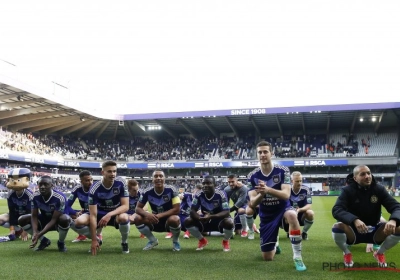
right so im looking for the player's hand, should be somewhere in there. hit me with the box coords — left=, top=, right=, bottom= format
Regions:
left=199, top=212, right=211, bottom=223
left=383, top=220, right=397, bottom=235
left=255, top=180, right=270, bottom=195
left=91, top=240, right=101, bottom=256
left=146, top=213, right=159, bottom=224
left=354, top=219, right=368, bottom=234
left=98, top=214, right=111, bottom=228
left=21, top=230, right=29, bottom=241
left=30, top=233, right=39, bottom=248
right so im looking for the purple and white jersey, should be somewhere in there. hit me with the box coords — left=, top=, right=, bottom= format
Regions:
left=31, top=190, right=67, bottom=218
left=88, top=177, right=128, bottom=215
left=7, top=189, right=34, bottom=225
left=290, top=185, right=312, bottom=208
left=247, top=165, right=291, bottom=221
left=128, top=190, right=142, bottom=215
left=67, top=185, right=90, bottom=212
left=191, top=189, right=230, bottom=215
left=139, top=185, right=179, bottom=214
left=180, top=192, right=194, bottom=216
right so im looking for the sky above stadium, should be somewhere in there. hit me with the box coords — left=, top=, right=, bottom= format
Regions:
left=1, top=1, right=400, bottom=119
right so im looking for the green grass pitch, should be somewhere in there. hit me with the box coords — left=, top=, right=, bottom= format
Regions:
left=1, top=197, right=400, bottom=280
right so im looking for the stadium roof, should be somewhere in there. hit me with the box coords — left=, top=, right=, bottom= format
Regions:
left=1, top=80, right=399, bottom=140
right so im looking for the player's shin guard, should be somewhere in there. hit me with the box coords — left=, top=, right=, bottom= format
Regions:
left=119, top=221, right=130, bottom=244
left=73, top=225, right=91, bottom=238
left=136, top=224, right=157, bottom=242
left=58, top=224, right=70, bottom=242
left=186, top=226, right=203, bottom=240
left=377, top=234, right=400, bottom=254
left=332, top=227, right=350, bottom=254
left=289, top=229, right=302, bottom=259
left=223, top=228, right=234, bottom=241
left=239, top=214, right=248, bottom=231
left=303, top=219, right=313, bottom=233
left=246, top=215, right=254, bottom=232
left=169, top=225, right=181, bottom=243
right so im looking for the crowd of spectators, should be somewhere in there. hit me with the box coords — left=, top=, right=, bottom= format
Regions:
left=0, top=129, right=256, bottom=161
left=0, top=128, right=395, bottom=162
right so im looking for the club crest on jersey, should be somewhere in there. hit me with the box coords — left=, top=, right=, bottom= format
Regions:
left=163, top=195, right=170, bottom=202
left=49, top=204, right=56, bottom=211
left=272, top=175, right=280, bottom=184
left=213, top=200, right=220, bottom=208
left=113, top=188, right=120, bottom=195
left=298, top=194, right=305, bottom=200
left=370, top=195, right=378, bottom=203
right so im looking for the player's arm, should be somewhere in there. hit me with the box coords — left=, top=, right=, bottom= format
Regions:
left=135, top=201, right=159, bottom=224
left=157, top=198, right=180, bottom=219
left=223, top=186, right=236, bottom=213
left=232, top=187, right=248, bottom=211
left=89, top=204, right=100, bottom=255
left=66, top=192, right=78, bottom=216
left=190, top=206, right=201, bottom=220
left=298, top=203, right=311, bottom=213
left=189, top=195, right=201, bottom=220
left=105, top=197, right=129, bottom=218
left=259, top=181, right=290, bottom=200
left=332, top=188, right=358, bottom=225
left=135, top=201, right=148, bottom=217
left=30, top=207, right=38, bottom=234
left=29, top=207, right=40, bottom=247
left=208, top=209, right=230, bottom=220
left=248, top=189, right=263, bottom=209
left=157, top=203, right=180, bottom=219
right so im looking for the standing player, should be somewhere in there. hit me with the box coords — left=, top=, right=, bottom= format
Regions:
left=184, top=175, right=234, bottom=252
left=224, top=174, right=249, bottom=237
left=283, top=171, right=314, bottom=240
left=18, top=176, right=71, bottom=252
left=134, top=169, right=182, bottom=251
left=247, top=141, right=306, bottom=271
left=332, top=165, right=400, bottom=267
left=68, top=170, right=102, bottom=243
left=88, top=161, right=130, bottom=255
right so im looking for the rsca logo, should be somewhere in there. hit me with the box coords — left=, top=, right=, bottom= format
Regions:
left=157, top=163, right=175, bottom=168
left=305, top=160, right=326, bottom=166
left=64, top=161, right=80, bottom=167
left=205, top=162, right=223, bottom=167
